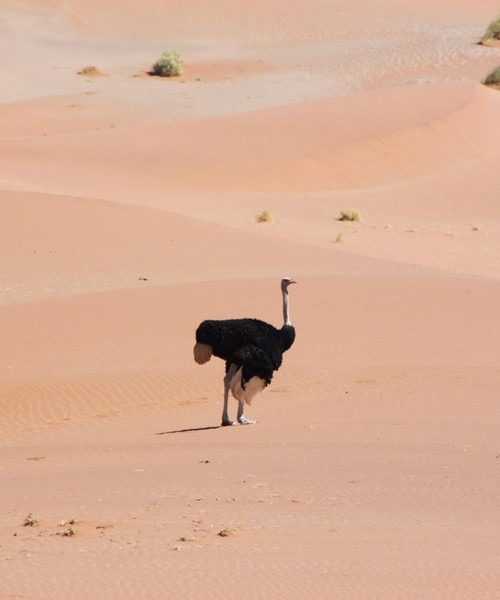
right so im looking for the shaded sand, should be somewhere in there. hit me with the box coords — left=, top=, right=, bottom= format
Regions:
left=2, top=1, right=500, bottom=598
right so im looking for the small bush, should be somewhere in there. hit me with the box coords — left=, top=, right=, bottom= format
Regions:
left=23, top=513, right=38, bottom=527
left=218, top=527, right=236, bottom=537
left=77, top=65, right=104, bottom=76
left=255, top=210, right=273, bottom=223
left=481, top=16, right=500, bottom=43
left=337, top=209, right=362, bottom=222
left=61, top=526, right=76, bottom=537
left=152, top=50, right=183, bottom=77
left=482, top=65, right=500, bottom=86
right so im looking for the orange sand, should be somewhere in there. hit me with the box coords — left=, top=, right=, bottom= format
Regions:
left=1, top=1, right=500, bottom=598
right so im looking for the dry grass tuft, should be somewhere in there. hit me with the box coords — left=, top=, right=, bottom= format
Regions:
left=59, top=518, right=79, bottom=526
left=335, top=231, right=345, bottom=243
left=255, top=210, right=273, bottom=223
left=337, top=209, right=362, bottom=222
left=23, top=513, right=38, bottom=527
left=77, top=65, right=104, bottom=76
left=218, top=527, right=236, bottom=537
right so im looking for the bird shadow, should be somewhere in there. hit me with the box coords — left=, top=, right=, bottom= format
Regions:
left=156, top=425, right=223, bottom=435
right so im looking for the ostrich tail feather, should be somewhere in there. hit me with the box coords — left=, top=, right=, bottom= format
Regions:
left=229, top=369, right=266, bottom=406
left=193, top=343, right=213, bottom=365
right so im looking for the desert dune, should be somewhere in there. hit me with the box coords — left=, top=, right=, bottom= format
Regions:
left=1, top=0, right=500, bottom=598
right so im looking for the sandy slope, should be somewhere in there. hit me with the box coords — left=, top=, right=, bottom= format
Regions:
left=2, top=274, right=500, bottom=598
left=2, top=81, right=499, bottom=281
left=1, top=1, right=500, bottom=598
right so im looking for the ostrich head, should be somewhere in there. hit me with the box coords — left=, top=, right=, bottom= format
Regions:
left=281, top=276, right=296, bottom=294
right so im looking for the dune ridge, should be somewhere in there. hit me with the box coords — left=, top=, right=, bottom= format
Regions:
left=2, top=82, right=499, bottom=202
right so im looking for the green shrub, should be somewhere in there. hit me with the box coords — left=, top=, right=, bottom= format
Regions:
left=481, top=17, right=500, bottom=42
left=483, top=66, right=500, bottom=86
left=152, top=50, right=183, bottom=77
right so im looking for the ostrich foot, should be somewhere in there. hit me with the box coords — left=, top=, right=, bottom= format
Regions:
left=221, top=418, right=237, bottom=427
left=237, top=416, right=257, bottom=425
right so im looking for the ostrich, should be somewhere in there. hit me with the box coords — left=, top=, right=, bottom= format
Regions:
left=193, top=277, right=296, bottom=426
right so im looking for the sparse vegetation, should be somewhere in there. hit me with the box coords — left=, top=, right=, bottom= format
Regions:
left=337, top=209, right=362, bottom=222
left=335, top=231, right=345, bottom=243
left=152, top=50, right=183, bottom=77
left=482, top=65, right=500, bottom=86
left=255, top=210, right=273, bottom=223
left=218, top=527, right=236, bottom=537
left=77, top=65, right=104, bottom=76
left=23, top=513, right=38, bottom=527
left=60, top=526, right=76, bottom=537
left=480, top=16, right=500, bottom=44
left=59, top=518, right=79, bottom=526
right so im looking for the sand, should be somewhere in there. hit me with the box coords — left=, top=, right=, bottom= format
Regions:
left=1, top=1, right=500, bottom=598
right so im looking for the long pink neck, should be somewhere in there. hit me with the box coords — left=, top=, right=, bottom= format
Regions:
left=283, top=289, right=292, bottom=326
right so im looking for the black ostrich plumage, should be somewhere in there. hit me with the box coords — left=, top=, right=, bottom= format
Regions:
left=193, top=276, right=296, bottom=425
left=195, top=318, right=296, bottom=387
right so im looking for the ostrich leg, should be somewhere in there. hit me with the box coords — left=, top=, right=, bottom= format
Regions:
left=222, top=363, right=238, bottom=426
left=237, top=402, right=256, bottom=425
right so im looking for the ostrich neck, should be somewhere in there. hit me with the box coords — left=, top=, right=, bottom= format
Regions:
left=282, top=290, right=292, bottom=326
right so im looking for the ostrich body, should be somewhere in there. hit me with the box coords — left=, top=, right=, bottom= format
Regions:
left=193, top=277, right=296, bottom=425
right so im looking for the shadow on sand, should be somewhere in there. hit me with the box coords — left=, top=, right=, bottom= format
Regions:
left=156, top=425, right=223, bottom=435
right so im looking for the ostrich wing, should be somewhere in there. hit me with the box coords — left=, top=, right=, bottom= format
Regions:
left=239, top=346, right=279, bottom=388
